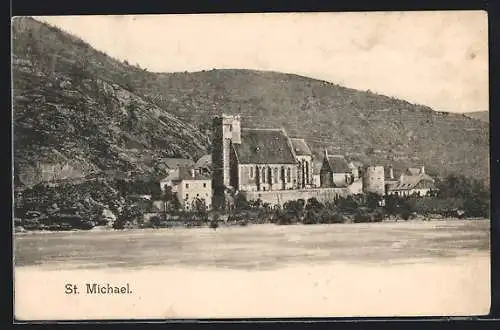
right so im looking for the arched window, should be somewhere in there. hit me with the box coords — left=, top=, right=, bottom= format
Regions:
left=250, top=166, right=254, bottom=178
left=287, top=168, right=291, bottom=183
left=274, top=168, right=279, bottom=183
left=262, top=167, right=266, bottom=183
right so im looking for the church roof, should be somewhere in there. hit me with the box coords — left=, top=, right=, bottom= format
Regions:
left=233, top=128, right=297, bottom=164
left=324, top=155, right=351, bottom=173
left=290, top=138, right=312, bottom=156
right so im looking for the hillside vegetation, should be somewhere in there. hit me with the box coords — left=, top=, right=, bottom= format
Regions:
left=12, top=17, right=490, bottom=188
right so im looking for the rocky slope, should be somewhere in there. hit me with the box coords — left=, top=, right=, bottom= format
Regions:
left=12, top=17, right=490, bottom=188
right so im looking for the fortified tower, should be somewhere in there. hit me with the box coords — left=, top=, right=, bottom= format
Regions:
left=362, top=165, right=385, bottom=196
left=212, top=114, right=241, bottom=209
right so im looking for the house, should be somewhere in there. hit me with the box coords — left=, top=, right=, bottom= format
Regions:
left=348, top=160, right=364, bottom=194
left=387, top=165, right=436, bottom=197
left=212, top=114, right=309, bottom=208
left=194, top=154, right=212, bottom=175
left=159, top=168, right=181, bottom=193
left=320, top=150, right=353, bottom=188
left=290, top=138, right=314, bottom=188
left=176, top=168, right=212, bottom=211
left=384, top=166, right=399, bottom=194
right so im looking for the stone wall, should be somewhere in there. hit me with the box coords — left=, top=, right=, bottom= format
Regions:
left=242, top=187, right=350, bottom=206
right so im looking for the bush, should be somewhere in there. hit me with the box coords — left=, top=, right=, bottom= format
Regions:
left=318, top=209, right=345, bottom=224
left=302, top=210, right=319, bottom=225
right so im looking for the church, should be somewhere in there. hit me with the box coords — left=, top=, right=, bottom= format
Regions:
left=211, top=114, right=314, bottom=208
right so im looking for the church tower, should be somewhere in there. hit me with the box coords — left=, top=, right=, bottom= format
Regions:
left=212, top=114, right=241, bottom=209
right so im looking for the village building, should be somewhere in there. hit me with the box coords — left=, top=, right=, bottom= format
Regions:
left=290, top=138, right=314, bottom=188
left=159, top=167, right=212, bottom=210
left=159, top=168, right=181, bottom=193
left=175, top=168, right=212, bottom=211
left=194, top=154, right=212, bottom=175
left=319, top=150, right=353, bottom=188
left=386, top=166, right=435, bottom=197
left=312, top=160, right=323, bottom=188
left=384, top=166, right=399, bottom=194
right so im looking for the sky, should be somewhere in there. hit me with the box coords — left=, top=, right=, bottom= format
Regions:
left=36, top=11, right=489, bottom=113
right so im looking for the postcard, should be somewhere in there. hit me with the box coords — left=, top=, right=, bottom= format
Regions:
left=12, top=11, right=490, bottom=320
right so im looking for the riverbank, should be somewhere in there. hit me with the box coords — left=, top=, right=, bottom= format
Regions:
left=13, top=216, right=488, bottom=235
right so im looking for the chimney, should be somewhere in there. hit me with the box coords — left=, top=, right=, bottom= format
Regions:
left=420, top=165, right=425, bottom=174
left=389, top=166, right=394, bottom=179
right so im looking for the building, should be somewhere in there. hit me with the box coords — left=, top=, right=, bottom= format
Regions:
left=194, top=154, right=212, bottom=175
left=319, top=150, right=353, bottom=188
left=348, top=161, right=364, bottom=195
left=159, top=167, right=212, bottom=210
left=384, top=166, right=399, bottom=194
left=212, top=114, right=308, bottom=209
left=362, top=165, right=385, bottom=195
left=387, top=166, right=435, bottom=197
left=290, top=138, right=313, bottom=188
left=176, top=168, right=212, bottom=211
left=312, top=160, right=323, bottom=188
left=159, top=168, right=181, bottom=193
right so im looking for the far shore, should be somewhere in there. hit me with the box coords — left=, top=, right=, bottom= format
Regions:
left=13, top=216, right=489, bottom=235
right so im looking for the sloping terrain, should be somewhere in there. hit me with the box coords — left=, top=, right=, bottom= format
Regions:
left=12, top=17, right=490, bottom=187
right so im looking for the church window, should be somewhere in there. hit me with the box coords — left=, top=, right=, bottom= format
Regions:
left=287, top=168, right=291, bottom=183
left=274, top=168, right=279, bottom=183
left=250, top=167, right=254, bottom=178
left=262, top=168, right=266, bottom=183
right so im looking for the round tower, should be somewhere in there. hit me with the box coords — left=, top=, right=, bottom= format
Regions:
left=362, top=165, right=385, bottom=196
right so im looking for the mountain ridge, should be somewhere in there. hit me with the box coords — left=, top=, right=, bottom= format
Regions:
left=12, top=17, right=490, bottom=188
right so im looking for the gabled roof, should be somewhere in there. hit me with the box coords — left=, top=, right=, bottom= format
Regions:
left=390, top=172, right=435, bottom=191
left=233, top=128, right=297, bottom=164
left=194, top=154, right=212, bottom=169
left=290, top=138, right=312, bottom=156
left=160, top=168, right=180, bottom=183
left=405, top=167, right=422, bottom=176
left=177, top=167, right=211, bottom=181
left=163, top=158, right=195, bottom=169
left=324, top=155, right=351, bottom=173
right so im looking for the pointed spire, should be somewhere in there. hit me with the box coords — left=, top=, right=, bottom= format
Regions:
left=324, top=147, right=329, bottom=159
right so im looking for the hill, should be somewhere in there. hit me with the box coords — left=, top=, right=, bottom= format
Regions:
left=12, top=17, right=490, bottom=188
left=12, top=17, right=210, bottom=187
left=463, top=111, right=489, bottom=123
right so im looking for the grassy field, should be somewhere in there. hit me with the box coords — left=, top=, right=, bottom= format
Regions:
left=14, top=219, right=491, bottom=319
